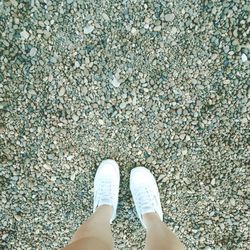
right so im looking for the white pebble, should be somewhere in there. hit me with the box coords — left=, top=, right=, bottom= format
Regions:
left=165, top=13, right=175, bottom=22
left=102, top=13, right=110, bottom=21
left=241, top=53, right=248, bottom=62
left=67, top=155, right=74, bottom=161
left=51, top=176, right=56, bottom=182
left=59, top=87, right=66, bottom=96
left=132, top=96, right=137, bottom=105
left=14, top=214, right=21, bottom=221
left=20, top=30, right=29, bottom=40
left=29, top=47, right=37, bottom=57
left=84, top=25, right=94, bottom=34
left=182, top=148, right=188, bottom=155
left=204, top=247, right=212, bottom=250
left=2, top=234, right=8, bottom=240
left=154, top=26, right=162, bottom=32
left=131, top=27, right=137, bottom=35
left=43, top=164, right=52, bottom=171
left=70, top=172, right=76, bottom=181
left=72, top=114, right=79, bottom=122
left=230, top=198, right=235, bottom=206
left=120, top=102, right=127, bottom=109
left=211, top=178, right=215, bottom=185
left=98, top=119, right=104, bottom=125
left=10, top=0, right=18, bottom=7
left=111, top=75, right=120, bottom=87
left=171, top=27, right=178, bottom=34
left=74, top=61, right=80, bottom=68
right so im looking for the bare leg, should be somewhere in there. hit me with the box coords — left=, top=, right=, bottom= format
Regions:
left=61, top=205, right=114, bottom=250
left=144, top=212, right=185, bottom=250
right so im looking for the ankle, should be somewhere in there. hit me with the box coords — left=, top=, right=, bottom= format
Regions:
left=143, top=212, right=162, bottom=228
left=94, top=205, right=113, bottom=222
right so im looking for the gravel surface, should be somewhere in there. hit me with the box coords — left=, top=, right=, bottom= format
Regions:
left=0, top=0, right=249, bottom=249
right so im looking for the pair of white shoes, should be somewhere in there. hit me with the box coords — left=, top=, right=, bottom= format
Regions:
left=93, top=159, right=163, bottom=227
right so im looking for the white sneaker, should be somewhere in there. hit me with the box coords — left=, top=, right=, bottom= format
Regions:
left=130, top=167, right=163, bottom=228
left=93, top=159, right=120, bottom=224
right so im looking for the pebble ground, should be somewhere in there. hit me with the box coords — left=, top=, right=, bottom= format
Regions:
left=0, top=0, right=249, bottom=249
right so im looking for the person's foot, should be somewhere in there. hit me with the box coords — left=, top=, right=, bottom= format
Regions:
left=130, top=167, right=163, bottom=228
left=93, top=159, right=120, bottom=224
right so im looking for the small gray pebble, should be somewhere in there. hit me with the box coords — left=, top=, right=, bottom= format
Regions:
left=84, top=25, right=94, bottom=34
left=29, top=47, right=37, bottom=57
left=165, top=13, right=175, bottom=22
left=59, top=87, right=66, bottom=96
left=120, top=102, right=127, bottom=109
left=20, top=30, right=29, bottom=39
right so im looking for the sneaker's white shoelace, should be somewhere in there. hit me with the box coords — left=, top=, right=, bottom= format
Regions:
left=96, top=178, right=113, bottom=205
left=135, top=186, right=154, bottom=211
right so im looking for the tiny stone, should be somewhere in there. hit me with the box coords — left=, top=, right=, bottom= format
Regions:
left=70, top=172, right=76, bottom=181
left=67, top=0, right=74, bottom=4
left=10, top=0, right=18, bottom=7
left=182, top=148, right=188, bottom=155
left=238, top=190, right=244, bottom=196
left=15, top=207, right=21, bottom=213
left=211, top=178, right=215, bottom=185
left=67, top=155, right=74, bottom=161
left=111, top=75, right=120, bottom=87
left=146, top=156, right=153, bottom=163
left=165, top=13, right=175, bottom=22
left=75, top=61, right=80, bottom=68
left=72, top=114, right=79, bottom=122
left=204, top=247, right=212, bottom=250
left=59, top=87, right=66, bottom=96
left=29, top=47, right=37, bottom=57
left=132, top=96, right=137, bottom=105
left=230, top=198, right=235, bottom=206
left=120, top=102, right=127, bottom=109
left=43, top=164, right=52, bottom=171
left=43, top=30, right=51, bottom=38
left=241, top=117, right=248, bottom=123
left=102, top=13, right=110, bottom=21
left=2, top=234, right=8, bottom=240
left=0, top=102, right=8, bottom=109
left=245, top=199, right=250, bottom=205
left=20, top=30, right=29, bottom=39
left=48, top=154, right=54, bottom=160
left=154, top=26, right=162, bottom=32
left=98, top=119, right=104, bottom=125
left=81, top=86, right=87, bottom=95
left=51, top=176, right=56, bottom=182
left=233, top=29, right=238, bottom=37
left=171, top=27, right=178, bottom=34
left=84, top=25, right=95, bottom=34
left=0, top=124, right=5, bottom=133
left=131, top=27, right=137, bottom=35
left=205, top=220, right=212, bottom=225
left=175, top=172, right=180, bottom=180
left=14, top=214, right=21, bottom=221
left=179, top=134, right=186, bottom=140
left=50, top=57, right=57, bottom=63
left=48, top=74, right=53, bottom=82
left=158, top=174, right=165, bottom=181
left=241, top=54, right=248, bottom=62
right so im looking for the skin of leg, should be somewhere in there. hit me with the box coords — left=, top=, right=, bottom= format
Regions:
left=61, top=205, right=114, bottom=250
left=143, top=212, right=186, bottom=250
